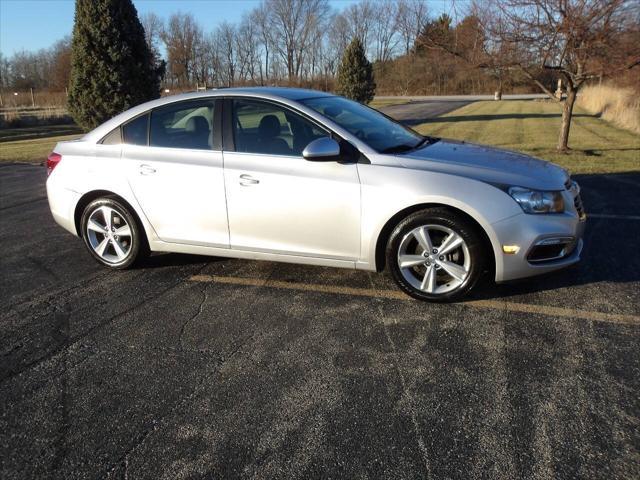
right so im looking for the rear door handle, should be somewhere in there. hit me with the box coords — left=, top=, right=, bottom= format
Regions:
left=139, top=164, right=156, bottom=175
left=239, top=174, right=259, bottom=186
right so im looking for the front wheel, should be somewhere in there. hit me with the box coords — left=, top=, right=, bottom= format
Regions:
left=386, top=208, right=486, bottom=302
left=80, top=197, right=146, bottom=269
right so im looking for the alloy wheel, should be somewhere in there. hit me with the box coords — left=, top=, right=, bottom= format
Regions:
left=85, top=205, right=133, bottom=264
left=397, top=224, right=471, bottom=295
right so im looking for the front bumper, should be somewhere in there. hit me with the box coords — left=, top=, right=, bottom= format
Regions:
left=492, top=210, right=586, bottom=282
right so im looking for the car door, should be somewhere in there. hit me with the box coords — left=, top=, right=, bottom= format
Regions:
left=222, top=98, right=361, bottom=260
left=122, top=99, right=229, bottom=247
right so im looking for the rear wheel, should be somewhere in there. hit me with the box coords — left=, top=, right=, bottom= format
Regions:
left=386, top=208, right=485, bottom=302
left=80, top=197, right=146, bottom=269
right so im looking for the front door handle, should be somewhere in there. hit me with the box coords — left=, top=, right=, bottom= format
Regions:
left=139, top=164, right=156, bottom=175
left=239, top=174, right=259, bottom=186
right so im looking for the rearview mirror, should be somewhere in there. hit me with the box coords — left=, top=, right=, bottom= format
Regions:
left=302, top=137, right=340, bottom=161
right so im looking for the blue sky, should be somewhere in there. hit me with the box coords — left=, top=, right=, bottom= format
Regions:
left=1, top=0, right=453, bottom=57
left=0, top=0, right=376, bottom=56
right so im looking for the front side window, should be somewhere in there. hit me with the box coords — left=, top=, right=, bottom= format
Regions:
left=300, top=96, right=424, bottom=153
left=232, top=99, right=328, bottom=156
left=122, top=113, right=149, bottom=146
left=150, top=101, right=214, bottom=150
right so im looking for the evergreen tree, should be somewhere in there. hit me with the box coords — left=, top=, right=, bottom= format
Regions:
left=336, top=38, right=376, bottom=104
left=68, top=0, right=162, bottom=130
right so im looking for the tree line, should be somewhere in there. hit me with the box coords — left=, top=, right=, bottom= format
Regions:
left=2, top=0, right=637, bottom=151
left=141, top=0, right=428, bottom=90
left=0, top=39, right=71, bottom=91
left=1, top=0, right=637, bottom=99
left=0, top=0, right=445, bottom=93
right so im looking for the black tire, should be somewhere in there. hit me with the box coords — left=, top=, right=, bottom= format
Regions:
left=80, top=197, right=148, bottom=269
left=386, top=208, right=486, bottom=302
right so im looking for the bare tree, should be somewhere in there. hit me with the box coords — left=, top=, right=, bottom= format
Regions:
left=214, top=22, right=237, bottom=87
left=396, top=0, right=429, bottom=55
left=161, top=13, right=202, bottom=86
left=327, top=12, right=351, bottom=62
left=141, top=12, right=166, bottom=87
left=0, top=52, right=10, bottom=90
left=236, top=15, right=261, bottom=84
left=200, top=32, right=223, bottom=87
left=142, top=12, right=163, bottom=54
left=50, top=37, right=72, bottom=91
left=8, top=50, right=44, bottom=90
left=371, top=1, right=400, bottom=62
left=343, top=0, right=376, bottom=55
left=266, top=0, right=330, bottom=82
left=489, top=0, right=640, bottom=151
left=251, top=5, right=275, bottom=85
left=300, top=20, right=325, bottom=82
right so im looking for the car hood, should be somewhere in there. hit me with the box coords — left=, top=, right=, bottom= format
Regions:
left=393, top=139, right=569, bottom=191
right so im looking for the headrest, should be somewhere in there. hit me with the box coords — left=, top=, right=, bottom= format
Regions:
left=185, top=116, right=209, bottom=134
left=258, top=115, right=281, bottom=138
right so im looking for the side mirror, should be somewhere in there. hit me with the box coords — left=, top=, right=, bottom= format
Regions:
left=302, top=137, right=340, bottom=161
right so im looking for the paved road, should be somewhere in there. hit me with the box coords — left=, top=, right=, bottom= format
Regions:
left=380, top=100, right=472, bottom=126
left=2, top=128, right=640, bottom=477
left=376, top=94, right=550, bottom=101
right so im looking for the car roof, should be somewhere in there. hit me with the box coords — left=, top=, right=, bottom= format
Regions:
left=212, top=86, right=334, bottom=100
left=82, top=87, right=335, bottom=143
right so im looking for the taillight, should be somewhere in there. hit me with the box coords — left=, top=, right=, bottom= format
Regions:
left=47, top=152, right=62, bottom=176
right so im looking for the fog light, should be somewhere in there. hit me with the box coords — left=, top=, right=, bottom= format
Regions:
left=527, top=236, right=576, bottom=263
left=502, top=245, right=520, bottom=254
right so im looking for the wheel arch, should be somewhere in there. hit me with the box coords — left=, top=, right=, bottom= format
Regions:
left=74, top=190, right=149, bottom=249
left=374, top=203, right=496, bottom=276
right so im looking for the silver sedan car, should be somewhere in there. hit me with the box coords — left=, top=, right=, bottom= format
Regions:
left=46, top=87, right=586, bottom=301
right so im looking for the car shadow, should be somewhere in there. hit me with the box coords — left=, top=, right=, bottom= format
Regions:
left=140, top=253, right=218, bottom=269
left=132, top=172, right=639, bottom=300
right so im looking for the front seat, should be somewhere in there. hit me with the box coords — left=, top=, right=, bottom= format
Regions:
left=185, top=115, right=210, bottom=149
left=257, top=115, right=291, bottom=155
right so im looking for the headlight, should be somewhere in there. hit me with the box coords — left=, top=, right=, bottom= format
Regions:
left=508, top=187, right=564, bottom=214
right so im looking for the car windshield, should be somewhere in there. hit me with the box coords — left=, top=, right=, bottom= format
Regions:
left=300, top=96, right=425, bottom=153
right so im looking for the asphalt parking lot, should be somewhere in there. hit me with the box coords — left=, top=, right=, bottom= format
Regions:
left=1, top=149, right=639, bottom=477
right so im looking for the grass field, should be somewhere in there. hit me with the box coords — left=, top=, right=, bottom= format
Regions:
left=0, top=125, right=83, bottom=164
left=413, top=100, right=640, bottom=174
left=0, top=100, right=638, bottom=174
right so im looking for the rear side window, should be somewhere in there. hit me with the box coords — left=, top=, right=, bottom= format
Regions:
left=101, top=127, right=122, bottom=145
left=122, top=113, right=149, bottom=146
left=150, top=101, right=214, bottom=150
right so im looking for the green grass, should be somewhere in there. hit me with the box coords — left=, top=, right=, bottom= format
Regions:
left=0, top=125, right=83, bottom=163
left=1, top=100, right=638, bottom=173
left=412, top=100, right=640, bottom=174
left=0, top=124, right=82, bottom=142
